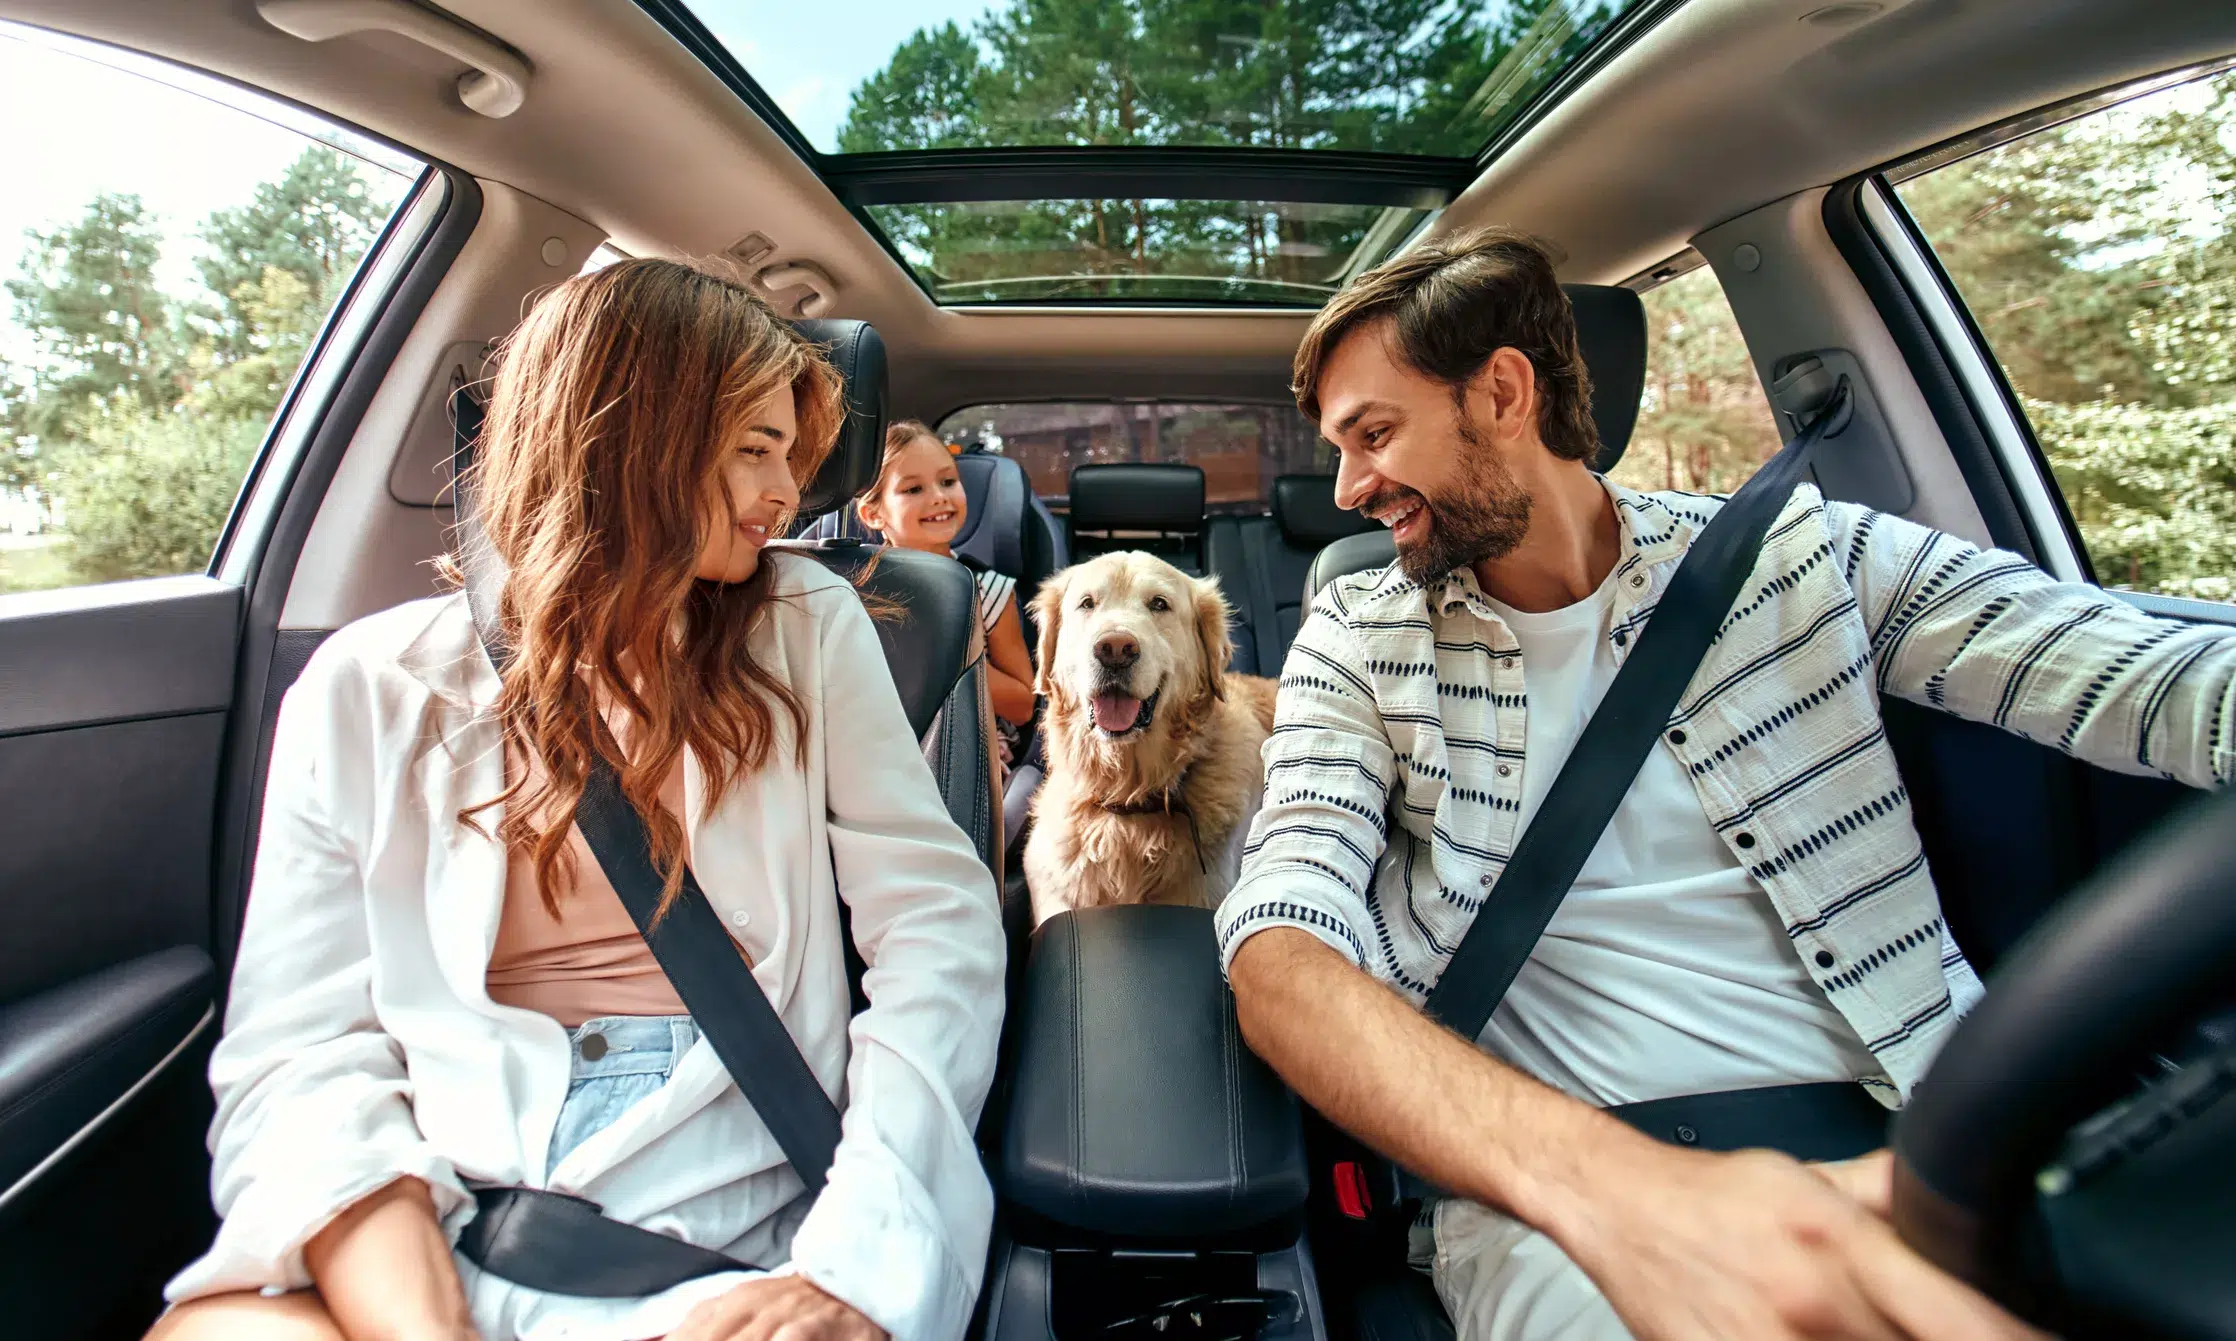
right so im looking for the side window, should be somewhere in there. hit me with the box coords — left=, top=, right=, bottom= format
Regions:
left=937, top=402, right=1327, bottom=514
left=1604, top=257, right=1785, bottom=497
left=1895, top=69, right=2236, bottom=603
left=0, top=27, right=420, bottom=596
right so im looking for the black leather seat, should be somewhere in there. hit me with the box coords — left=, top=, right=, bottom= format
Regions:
left=1208, top=475, right=1376, bottom=676
left=1300, top=283, right=1648, bottom=607
left=1065, top=463, right=1208, bottom=574
left=782, top=322, right=1002, bottom=880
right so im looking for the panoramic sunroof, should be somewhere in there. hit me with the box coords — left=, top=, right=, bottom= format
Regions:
left=646, top=0, right=1659, bottom=303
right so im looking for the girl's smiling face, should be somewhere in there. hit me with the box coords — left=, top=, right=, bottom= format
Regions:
left=861, top=434, right=968, bottom=552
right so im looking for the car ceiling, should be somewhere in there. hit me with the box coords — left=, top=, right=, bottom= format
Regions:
left=10, top=0, right=2236, bottom=421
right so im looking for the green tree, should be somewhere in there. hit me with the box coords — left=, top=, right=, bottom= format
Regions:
left=3, top=192, right=187, bottom=456
left=198, top=146, right=392, bottom=362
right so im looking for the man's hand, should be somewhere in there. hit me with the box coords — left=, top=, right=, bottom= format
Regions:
left=667, top=1275, right=886, bottom=1341
left=1549, top=1139, right=2048, bottom=1341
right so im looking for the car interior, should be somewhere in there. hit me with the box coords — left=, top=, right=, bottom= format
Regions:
left=1, top=0, right=2232, bottom=1338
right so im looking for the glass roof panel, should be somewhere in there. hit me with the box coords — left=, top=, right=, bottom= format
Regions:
left=678, top=0, right=1652, bottom=159
left=867, top=199, right=1434, bottom=305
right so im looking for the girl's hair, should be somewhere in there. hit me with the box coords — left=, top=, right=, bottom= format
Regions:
left=459, top=257, right=845, bottom=917
left=855, top=418, right=944, bottom=521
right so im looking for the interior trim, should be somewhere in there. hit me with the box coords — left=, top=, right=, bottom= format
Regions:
left=1852, top=181, right=2086, bottom=582
left=0, top=1005, right=214, bottom=1218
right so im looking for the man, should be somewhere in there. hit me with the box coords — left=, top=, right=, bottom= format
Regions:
left=1218, top=226, right=2234, bottom=1340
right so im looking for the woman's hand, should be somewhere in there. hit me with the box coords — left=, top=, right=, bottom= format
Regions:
left=668, top=1276, right=886, bottom=1341
left=302, top=1175, right=480, bottom=1341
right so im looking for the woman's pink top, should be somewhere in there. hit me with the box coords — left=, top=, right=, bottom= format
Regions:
left=486, top=746, right=745, bottom=1027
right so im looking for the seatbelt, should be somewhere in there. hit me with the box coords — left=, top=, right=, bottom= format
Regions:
left=1419, top=378, right=1849, bottom=1045
left=447, top=466, right=846, bottom=1296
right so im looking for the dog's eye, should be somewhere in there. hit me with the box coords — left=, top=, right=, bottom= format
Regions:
left=1077, top=594, right=1096, bottom=610
left=1146, top=595, right=1171, bottom=612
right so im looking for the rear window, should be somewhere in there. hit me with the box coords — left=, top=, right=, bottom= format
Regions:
left=936, top=402, right=1327, bottom=515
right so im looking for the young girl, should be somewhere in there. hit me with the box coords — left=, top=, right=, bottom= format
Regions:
left=854, top=423, right=1037, bottom=757
left=151, top=261, right=1004, bottom=1341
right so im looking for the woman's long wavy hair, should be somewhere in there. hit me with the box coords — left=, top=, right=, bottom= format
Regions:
left=458, top=258, right=844, bottom=917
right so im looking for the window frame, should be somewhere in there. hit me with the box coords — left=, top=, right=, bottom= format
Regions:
left=1835, top=52, right=2236, bottom=624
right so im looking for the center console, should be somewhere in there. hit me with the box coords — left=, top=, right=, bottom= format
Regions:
left=979, top=906, right=1326, bottom=1341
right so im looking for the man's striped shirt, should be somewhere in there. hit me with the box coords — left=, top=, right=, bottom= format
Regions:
left=1216, top=480, right=2236, bottom=1100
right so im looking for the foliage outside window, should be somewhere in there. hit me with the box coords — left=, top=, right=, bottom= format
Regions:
left=0, top=35, right=415, bottom=595
left=1604, top=263, right=1784, bottom=498
left=939, top=402, right=1326, bottom=513
left=1898, top=70, right=2236, bottom=603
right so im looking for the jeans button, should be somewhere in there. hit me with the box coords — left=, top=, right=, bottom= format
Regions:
left=1674, top=1125, right=1699, bottom=1145
left=579, top=1031, right=608, bottom=1061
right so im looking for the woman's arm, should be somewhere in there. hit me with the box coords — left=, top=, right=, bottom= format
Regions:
left=304, top=1177, right=476, bottom=1341
left=984, top=594, right=1037, bottom=726
left=168, top=640, right=473, bottom=1330
left=784, top=585, right=1006, bottom=1341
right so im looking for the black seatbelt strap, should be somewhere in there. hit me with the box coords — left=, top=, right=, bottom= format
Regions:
left=1420, top=381, right=1849, bottom=1045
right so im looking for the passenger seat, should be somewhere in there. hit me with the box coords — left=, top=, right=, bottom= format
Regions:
left=1207, top=475, right=1375, bottom=676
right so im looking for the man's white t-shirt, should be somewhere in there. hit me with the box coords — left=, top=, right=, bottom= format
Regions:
left=1474, top=570, right=1876, bottom=1108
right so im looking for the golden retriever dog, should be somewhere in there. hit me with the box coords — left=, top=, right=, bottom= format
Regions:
left=1023, top=551, right=1278, bottom=926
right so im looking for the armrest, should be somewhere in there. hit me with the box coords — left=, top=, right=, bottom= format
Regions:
left=1000, top=906, right=1308, bottom=1242
left=0, top=946, right=215, bottom=1198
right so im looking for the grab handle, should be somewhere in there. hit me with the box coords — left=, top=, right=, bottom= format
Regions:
left=258, top=0, right=531, bottom=118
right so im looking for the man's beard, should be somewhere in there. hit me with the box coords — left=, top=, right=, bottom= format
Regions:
left=1364, top=413, right=1534, bottom=586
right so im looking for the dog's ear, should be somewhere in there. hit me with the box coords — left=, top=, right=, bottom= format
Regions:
left=1028, top=567, right=1070, bottom=700
left=1191, top=574, right=1233, bottom=702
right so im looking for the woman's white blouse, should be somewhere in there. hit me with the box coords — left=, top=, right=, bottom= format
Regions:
left=165, top=556, right=1007, bottom=1341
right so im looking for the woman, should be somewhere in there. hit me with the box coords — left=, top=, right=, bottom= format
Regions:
left=151, top=260, right=1006, bottom=1341
left=853, top=423, right=1036, bottom=767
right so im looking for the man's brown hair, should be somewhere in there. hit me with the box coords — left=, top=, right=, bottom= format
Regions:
left=1292, top=226, right=1599, bottom=462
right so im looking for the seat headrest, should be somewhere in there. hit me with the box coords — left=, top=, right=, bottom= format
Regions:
left=1271, top=474, right=1376, bottom=548
left=1067, top=463, right=1205, bottom=532
left=1561, top=283, right=1647, bottom=474
left=793, top=318, right=887, bottom=519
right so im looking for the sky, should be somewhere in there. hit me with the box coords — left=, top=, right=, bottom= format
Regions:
left=686, top=0, right=996, bottom=152
left=0, top=24, right=417, bottom=371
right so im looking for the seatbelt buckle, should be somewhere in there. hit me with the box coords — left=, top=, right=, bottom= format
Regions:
left=1333, top=1161, right=1374, bottom=1219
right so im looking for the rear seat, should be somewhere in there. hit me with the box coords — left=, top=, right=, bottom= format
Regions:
left=1207, top=475, right=1375, bottom=676
left=1066, top=463, right=1207, bottom=573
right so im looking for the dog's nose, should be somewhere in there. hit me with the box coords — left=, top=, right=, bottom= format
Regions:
left=1093, top=632, right=1139, bottom=669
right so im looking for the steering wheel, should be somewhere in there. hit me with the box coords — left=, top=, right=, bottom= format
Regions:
left=1891, top=783, right=2236, bottom=1338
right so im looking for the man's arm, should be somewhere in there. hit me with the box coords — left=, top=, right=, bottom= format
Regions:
left=1230, top=929, right=2044, bottom=1341
left=1836, top=500, right=2236, bottom=789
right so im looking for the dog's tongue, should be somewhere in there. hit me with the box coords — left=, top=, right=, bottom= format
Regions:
left=1092, top=692, right=1144, bottom=734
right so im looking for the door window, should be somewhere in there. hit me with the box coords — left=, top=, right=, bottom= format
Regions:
left=1894, top=67, right=2236, bottom=603
left=1604, top=257, right=1785, bottom=497
left=0, top=25, right=421, bottom=596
